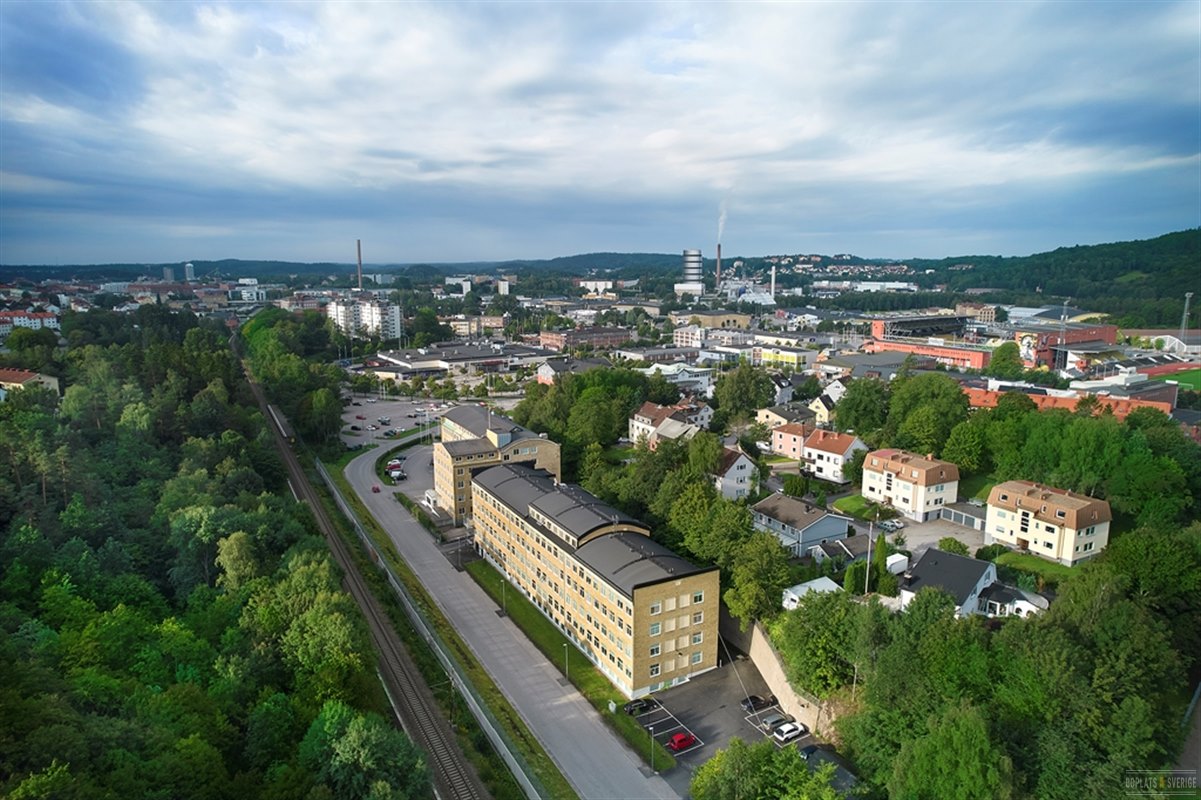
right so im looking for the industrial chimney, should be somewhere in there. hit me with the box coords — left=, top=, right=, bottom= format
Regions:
left=770, top=264, right=777, bottom=298
left=356, top=239, right=363, bottom=291
left=716, top=243, right=722, bottom=288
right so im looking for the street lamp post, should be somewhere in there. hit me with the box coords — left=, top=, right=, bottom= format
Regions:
left=562, top=643, right=569, bottom=681
left=649, top=724, right=656, bottom=773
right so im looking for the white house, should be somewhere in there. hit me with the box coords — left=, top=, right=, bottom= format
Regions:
left=900, top=549, right=996, bottom=617
left=802, top=430, right=867, bottom=483
left=861, top=449, right=960, bottom=523
left=900, top=549, right=1048, bottom=618
left=782, top=577, right=842, bottom=610
left=713, top=448, right=756, bottom=500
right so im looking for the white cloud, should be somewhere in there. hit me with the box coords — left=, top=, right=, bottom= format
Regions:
left=0, top=0, right=1197, bottom=262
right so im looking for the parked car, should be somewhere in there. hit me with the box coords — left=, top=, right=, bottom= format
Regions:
left=366, top=425, right=378, bottom=431
left=623, top=698, right=658, bottom=715
left=371, top=485, right=381, bottom=493
left=352, top=402, right=361, bottom=406
left=740, top=695, right=775, bottom=713
left=666, top=732, right=697, bottom=752
left=759, top=712, right=793, bottom=732
left=391, top=471, right=407, bottom=482
left=773, top=722, right=808, bottom=743
left=355, top=414, right=367, bottom=420
left=387, top=460, right=404, bottom=469
left=350, top=425, right=361, bottom=431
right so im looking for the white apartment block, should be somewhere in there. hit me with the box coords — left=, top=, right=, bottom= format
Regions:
left=862, top=449, right=960, bottom=522
left=984, top=480, right=1111, bottom=566
left=326, top=297, right=402, bottom=339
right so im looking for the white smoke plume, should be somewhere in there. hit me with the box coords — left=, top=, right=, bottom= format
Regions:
left=717, top=200, right=728, bottom=245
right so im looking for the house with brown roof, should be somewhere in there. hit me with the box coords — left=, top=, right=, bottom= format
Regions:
left=771, top=421, right=816, bottom=459
left=627, top=400, right=710, bottom=448
left=0, top=368, right=59, bottom=400
left=712, top=447, right=757, bottom=500
left=802, top=430, right=867, bottom=483
left=862, top=449, right=960, bottom=522
left=984, top=480, right=1111, bottom=565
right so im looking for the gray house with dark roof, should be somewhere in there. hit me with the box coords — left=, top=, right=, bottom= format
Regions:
left=752, top=494, right=853, bottom=557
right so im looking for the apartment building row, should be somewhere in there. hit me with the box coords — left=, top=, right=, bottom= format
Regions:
left=472, top=463, right=720, bottom=698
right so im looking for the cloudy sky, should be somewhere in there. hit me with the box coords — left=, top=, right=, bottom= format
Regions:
left=1, top=1, right=1198, bottom=265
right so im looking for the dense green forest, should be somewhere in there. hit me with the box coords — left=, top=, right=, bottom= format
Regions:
left=0, top=310, right=428, bottom=798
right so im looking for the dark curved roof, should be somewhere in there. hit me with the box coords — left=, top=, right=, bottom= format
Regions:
left=576, top=531, right=707, bottom=596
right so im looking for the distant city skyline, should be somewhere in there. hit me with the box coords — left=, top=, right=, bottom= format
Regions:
left=1, top=1, right=1198, bottom=265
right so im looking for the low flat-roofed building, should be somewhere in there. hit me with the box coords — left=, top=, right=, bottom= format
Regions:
left=862, top=449, right=960, bottom=522
left=984, top=480, right=1111, bottom=566
left=472, top=464, right=719, bottom=698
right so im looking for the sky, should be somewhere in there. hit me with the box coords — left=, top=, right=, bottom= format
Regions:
left=0, top=1, right=1198, bottom=266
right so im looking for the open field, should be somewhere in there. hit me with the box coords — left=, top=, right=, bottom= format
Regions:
left=1153, top=368, right=1201, bottom=390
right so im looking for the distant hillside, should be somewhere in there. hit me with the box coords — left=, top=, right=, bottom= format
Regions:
left=909, top=229, right=1201, bottom=326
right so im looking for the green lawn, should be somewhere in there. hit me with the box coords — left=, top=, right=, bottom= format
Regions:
left=1154, top=368, right=1201, bottom=390
left=995, top=551, right=1075, bottom=586
left=833, top=494, right=873, bottom=518
left=958, top=473, right=995, bottom=502
left=465, top=559, right=677, bottom=773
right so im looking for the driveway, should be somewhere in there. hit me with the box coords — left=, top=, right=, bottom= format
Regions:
left=889, top=516, right=984, bottom=559
left=343, top=447, right=680, bottom=799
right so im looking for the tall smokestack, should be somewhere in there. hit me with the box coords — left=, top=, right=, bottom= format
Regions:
left=770, top=264, right=777, bottom=298
left=716, top=243, right=722, bottom=287
left=356, top=239, right=363, bottom=291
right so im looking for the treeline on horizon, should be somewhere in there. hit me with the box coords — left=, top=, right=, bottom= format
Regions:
left=5, top=228, right=1197, bottom=286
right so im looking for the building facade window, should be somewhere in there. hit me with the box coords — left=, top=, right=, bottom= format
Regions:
left=650, top=602, right=661, bottom=615
left=649, top=664, right=660, bottom=677
left=693, top=591, right=704, bottom=604
left=691, top=651, right=703, bottom=665
left=649, top=644, right=660, bottom=657
left=692, top=611, right=703, bottom=625
left=649, top=622, right=661, bottom=637
left=691, top=632, right=703, bottom=645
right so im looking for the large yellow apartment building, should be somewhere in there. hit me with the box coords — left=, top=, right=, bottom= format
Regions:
left=862, top=449, right=960, bottom=522
left=433, top=405, right=561, bottom=524
left=984, top=480, right=1111, bottom=565
left=472, top=464, right=720, bottom=698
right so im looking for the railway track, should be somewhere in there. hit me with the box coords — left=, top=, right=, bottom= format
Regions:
left=243, top=362, right=487, bottom=800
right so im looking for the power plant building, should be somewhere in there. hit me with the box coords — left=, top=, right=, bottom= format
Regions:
left=674, top=249, right=705, bottom=299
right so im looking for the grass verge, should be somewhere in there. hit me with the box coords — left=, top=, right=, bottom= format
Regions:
left=958, top=473, right=995, bottom=502
left=465, top=558, right=677, bottom=773
left=324, top=465, right=578, bottom=799
left=995, top=550, right=1075, bottom=588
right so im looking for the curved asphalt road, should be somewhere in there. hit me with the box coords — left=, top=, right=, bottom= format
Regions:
left=345, top=442, right=681, bottom=800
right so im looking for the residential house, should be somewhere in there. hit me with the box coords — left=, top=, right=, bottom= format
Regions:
left=769, top=374, right=794, bottom=405
left=771, top=422, right=816, bottom=459
left=758, top=404, right=817, bottom=431
left=822, top=379, right=849, bottom=404
left=0, top=368, right=59, bottom=400
left=900, top=549, right=1048, bottom=618
left=535, top=357, right=610, bottom=385
left=810, top=534, right=874, bottom=565
left=781, top=577, right=842, bottom=610
left=635, top=363, right=715, bottom=397
left=808, top=394, right=836, bottom=427
left=900, top=549, right=995, bottom=617
left=752, top=494, right=852, bottom=557
left=861, top=450, right=960, bottom=523
left=984, top=480, right=1111, bottom=566
left=713, top=448, right=756, bottom=500
left=472, top=463, right=720, bottom=698
left=628, top=400, right=712, bottom=445
left=802, top=430, right=867, bottom=483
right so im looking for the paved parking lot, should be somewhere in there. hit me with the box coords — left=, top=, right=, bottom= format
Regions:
left=631, top=702, right=704, bottom=758
left=339, top=396, right=452, bottom=447
left=887, top=516, right=984, bottom=558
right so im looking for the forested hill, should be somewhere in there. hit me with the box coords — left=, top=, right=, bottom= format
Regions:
left=913, top=228, right=1201, bottom=306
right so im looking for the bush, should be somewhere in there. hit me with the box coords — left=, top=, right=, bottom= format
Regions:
left=974, top=544, right=1009, bottom=562
left=937, top=537, right=969, bottom=556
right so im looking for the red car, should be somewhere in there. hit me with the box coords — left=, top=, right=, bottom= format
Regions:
left=371, top=485, right=381, bottom=493
left=355, top=414, right=367, bottom=420
left=666, top=732, right=697, bottom=752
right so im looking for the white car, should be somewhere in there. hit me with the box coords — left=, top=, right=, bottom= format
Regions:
left=773, top=722, right=808, bottom=743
